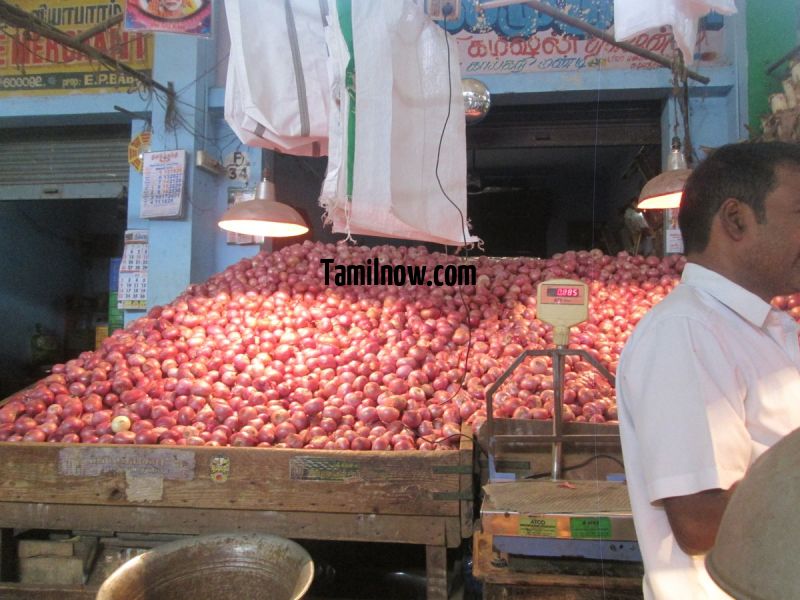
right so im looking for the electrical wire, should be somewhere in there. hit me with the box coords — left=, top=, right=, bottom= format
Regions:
left=1, top=21, right=225, bottom=152
left=523, top=453, right=625, bottom=479
left=177, top=50, right=230, bottom=95
left=431, top=9, right=475, bottom=411
left=590, top=83, right=601, bottom=249
left=588, top=46, right=609, bottom=600
left=12, top=203, right=80, bottom=246
left=2, top=16, right=232, bottom=169
left=406, top=427, right=488, bottom=456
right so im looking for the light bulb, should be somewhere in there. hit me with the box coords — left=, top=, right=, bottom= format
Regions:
left=667, top=136, right=687, bottom=171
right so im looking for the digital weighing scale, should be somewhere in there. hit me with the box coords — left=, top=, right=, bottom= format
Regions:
left=479, top=279, right=641, bottom=563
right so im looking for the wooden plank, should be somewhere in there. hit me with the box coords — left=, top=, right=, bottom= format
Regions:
left=479, top=569, right=644, bottom=590
left=445, top=518, right=462, bottom=549
left=0, top=583, right=97, bottom=600
left=484, top=582, right=643, bottom=600
left=459, top=424, right=475, bottom=539
left=19, top=539, right=75, bottom=558
left=0, top=443, right=461, bottom=516
left=473, top=527, right=498, bottom=581
left=0, top=502, right=452, bottom=546
left=426, top=544, right=448, bottom=600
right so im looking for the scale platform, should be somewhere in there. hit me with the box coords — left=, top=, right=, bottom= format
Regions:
left=480, top=479, right=641, bottom=562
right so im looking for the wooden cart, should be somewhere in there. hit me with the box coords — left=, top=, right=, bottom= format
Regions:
left=0, top=428, right=475, bottom=599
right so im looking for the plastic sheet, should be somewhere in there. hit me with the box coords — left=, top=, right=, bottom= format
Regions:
left=613, top=0, right=737, bottom=63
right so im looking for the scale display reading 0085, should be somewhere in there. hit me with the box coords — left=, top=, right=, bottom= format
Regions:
left=546, top=287, right=581, bottom=298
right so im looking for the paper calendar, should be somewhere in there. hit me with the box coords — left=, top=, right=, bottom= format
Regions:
left=140, top=150, right=186, bottom=219
left=118, top=229, right=149, bottom=310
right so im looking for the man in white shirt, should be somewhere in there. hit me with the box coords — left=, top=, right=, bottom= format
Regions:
left=616, top=142, right=800, bottom=599
left=624, top=198, right=654, bottom=255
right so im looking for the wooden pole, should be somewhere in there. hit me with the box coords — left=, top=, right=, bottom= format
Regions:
left=481, top=0, right=711, bottom=85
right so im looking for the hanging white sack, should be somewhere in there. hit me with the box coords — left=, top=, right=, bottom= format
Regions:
left=320, top=0, right=477, bottom=246
left=613, top=0, right=737, bottom=63
left=224, top=0, right=329, bottom=157
left=226, top=53, right=327, bottom=157
left=386, top=1, right=474, bottom=245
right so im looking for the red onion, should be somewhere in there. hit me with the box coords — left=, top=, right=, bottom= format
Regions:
left=7, top=243, right=733, bottom=449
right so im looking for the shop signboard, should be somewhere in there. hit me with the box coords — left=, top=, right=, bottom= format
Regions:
left=124, top=0, right=212, bottom=37
left=0, top=0, right=153, bottom=96
left=444, top=0, right=728, bottom=77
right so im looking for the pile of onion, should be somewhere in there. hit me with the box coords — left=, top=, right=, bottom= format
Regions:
left=0, top=242, right=698, bottom=450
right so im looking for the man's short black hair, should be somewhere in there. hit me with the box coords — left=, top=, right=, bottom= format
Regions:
left=678, top=142, right=800, bottom=254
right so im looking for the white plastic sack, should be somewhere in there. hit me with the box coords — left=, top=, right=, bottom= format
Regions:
left=614, top=0, right=737, bottom=63
left=320, top=0, right=477, bottom=246
left=225, top=0, right=329, bottom=157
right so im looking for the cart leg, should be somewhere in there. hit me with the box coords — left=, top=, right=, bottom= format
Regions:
left=426, top=544, right=448, bottom=600
left=0, top=528, right=14, bottom=581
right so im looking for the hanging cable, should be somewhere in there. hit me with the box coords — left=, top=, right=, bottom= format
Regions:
left=671, top=48, right=694, bottom=167
left=431, top=8, right=475, bottom=415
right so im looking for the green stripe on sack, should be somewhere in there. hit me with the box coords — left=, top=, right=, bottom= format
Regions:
left=337, top=0, right=356, bottom=198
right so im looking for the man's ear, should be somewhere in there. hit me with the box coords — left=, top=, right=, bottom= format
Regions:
left=717, top=198, right=751, bottom=241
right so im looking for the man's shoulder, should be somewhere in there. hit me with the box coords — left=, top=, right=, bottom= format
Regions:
left=623, top=285, right=718, bottom=350
left=639, top=284, right=712, bottom=325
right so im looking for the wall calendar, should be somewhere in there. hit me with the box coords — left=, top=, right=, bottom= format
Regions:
left=140, top=150, right=186, bottom=219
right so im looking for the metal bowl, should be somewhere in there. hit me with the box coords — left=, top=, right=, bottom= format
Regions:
left=96, top=533, right=314, bottom=600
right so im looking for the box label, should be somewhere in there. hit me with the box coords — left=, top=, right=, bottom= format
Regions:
left=289, top=457, right=360, bottom=481
left=210, top=455, right=231, bottom=483
left=519, top=516, right=558, bottom=537
left=570, top=517, right=612, bottom=539
left=59, top=448, right=195, bottom=480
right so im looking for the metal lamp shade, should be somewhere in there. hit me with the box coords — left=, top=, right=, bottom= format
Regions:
left=637, top=168, right=692, bottom=210
left=706, top=426, right=800, bottom=600
left=219, top=199, right=309, bottom=237
left=218, top=178, right=309, bottom=237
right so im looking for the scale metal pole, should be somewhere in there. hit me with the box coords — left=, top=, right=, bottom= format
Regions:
left=551, top=348, right=564, bottom=480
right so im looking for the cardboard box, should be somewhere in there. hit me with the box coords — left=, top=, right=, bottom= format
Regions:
left=18, top=536, right=98, bottom=585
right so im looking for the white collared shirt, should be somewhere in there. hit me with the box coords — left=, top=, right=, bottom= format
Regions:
left=617, top=263, right=800, bottom=600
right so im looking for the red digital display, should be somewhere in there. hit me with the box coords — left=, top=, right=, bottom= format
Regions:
left=546, top=287, right=581, bottom=298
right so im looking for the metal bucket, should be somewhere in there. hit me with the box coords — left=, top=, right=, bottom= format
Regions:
left=96, top=533, right=314, bottom=600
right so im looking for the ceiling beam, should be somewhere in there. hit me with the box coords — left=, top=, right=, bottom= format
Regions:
left=74, top=13, right=123, bottom=44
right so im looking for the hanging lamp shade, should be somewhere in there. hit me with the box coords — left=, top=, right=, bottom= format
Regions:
left=637, top=168, right=692, bottom=210
left=219, top=178, right=309, bottom=237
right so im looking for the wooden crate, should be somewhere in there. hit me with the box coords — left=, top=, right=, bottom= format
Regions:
left=473, top=527, right=643, bottom=600
left=0, top=427, right=474, bottom=600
